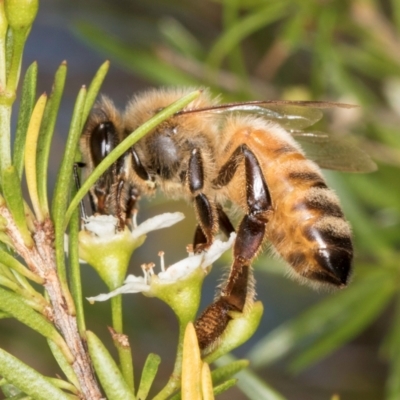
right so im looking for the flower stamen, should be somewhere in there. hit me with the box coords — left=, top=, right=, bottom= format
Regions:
left=158, top=251, right=165, bottom=272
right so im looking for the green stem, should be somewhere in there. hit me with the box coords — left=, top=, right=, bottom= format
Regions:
left=111, top=294, right=123, bottom=333
left=116, top=343, right=134, bottom=393
left=111, top=294, right=134, bottom=391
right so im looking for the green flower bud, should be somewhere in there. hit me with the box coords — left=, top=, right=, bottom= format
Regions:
left=4, top=0, right=38, bottom=31
left=204, top=301, right=264, bottom=363
left=0, top=2, right=8, bottom=40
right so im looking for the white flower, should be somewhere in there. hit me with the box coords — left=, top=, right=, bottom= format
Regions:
left=83, top=215, right=119, bottom=238
left=79, top=212, right=186, bottom=289
left=87, top=232, right=236, bottom=303
left=83, top=212, right=185, bottom=239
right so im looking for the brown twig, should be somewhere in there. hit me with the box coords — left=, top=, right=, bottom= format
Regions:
left=0, top=205, right=102, bottom=400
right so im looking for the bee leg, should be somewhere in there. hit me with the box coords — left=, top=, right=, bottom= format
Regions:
left=115, top=178, right=127, bottom=230
left=125, top=185, right=141, bottom=227
left=193, top=205, right=235, bottom=249
left=73, top=162, right=88, bottom=222
left=131, top=148, right=151, bottom=181
left=193, top=225, right=207, bottom=250
left=188, top=148, right=218, bottom=252
left=216, top=205, right=235, bottom=237
left=195, top=144, right=271, bottom=350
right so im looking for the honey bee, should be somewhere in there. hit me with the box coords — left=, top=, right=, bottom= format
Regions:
left=80, top=88, right=376, bottom=350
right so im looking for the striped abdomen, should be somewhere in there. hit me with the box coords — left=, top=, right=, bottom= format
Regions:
left=221, top=117, right=353, bottom=287
left=265, top=154, right=353, bottom=287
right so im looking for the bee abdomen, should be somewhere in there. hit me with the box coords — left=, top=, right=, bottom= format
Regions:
left=287, top=183, right=353, bottom=287
left=303, top=220, right=353, bottom=286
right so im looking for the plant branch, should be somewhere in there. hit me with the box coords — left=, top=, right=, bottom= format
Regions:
left=0, top=205, right=102, bottom=400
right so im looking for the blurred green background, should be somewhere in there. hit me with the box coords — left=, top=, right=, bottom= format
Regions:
left=3, top=0, right=400, bottom=399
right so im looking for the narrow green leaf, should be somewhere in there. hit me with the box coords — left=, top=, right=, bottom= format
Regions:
left=46, top=377, right=79, bottom=395
left=68, top=177, right=85, bottom=335
left=207, top=2, right=289, bottom=72
left=158, top=18, right=204, bottom=60
left=0, top=262, right=16, bottom=284
left=3, top=263, right=49, bottom=312
left=65, top=89, right=201, bottom=226
left=168, top=378, right=238, bottom=400
left=136, top=353, right=161, bottom=400
left=112, top=335, right=135, bottom=394
left=13, top=62, right=37, bottom=179
left=52, top=86, right=86, bottom=283
left=290, top=274, right=396, bottom=372
left=36, top=62, right=67, bottom=216
left=204, top=301, right=263, bottom=364
left=0, top=274, right=26, bottom=295
left=201, top=363, right=214, bottom=400
left=24, top=93, right=47, bottom=221
left=181, top=323, right=202, bottom=400
left=47, top=339, right=80, bottom=389
left=81, top=60, right=109, bottom=129
left=1, top=165, right=33, bottom=247
left=0, top=248, right=43, bottom=284
left=0, top=287, right=73, bottom=362
left=75, top=22, right=198, bottom=86
left=86, top=330, right=135, bottom=400
left=213, top=379, right=237, bottom=397
left=0, top=348, right=71, bottom=400
left=2, top=285, right=63, bottom=345
left=214, top=354, right=286, bottom=400
left=248, top=268, right=394, bottom=368
left=211, top=359, right=249, bottom=386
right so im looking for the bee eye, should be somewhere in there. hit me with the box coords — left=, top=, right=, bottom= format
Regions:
left=90, top=121, right=116, bottom=166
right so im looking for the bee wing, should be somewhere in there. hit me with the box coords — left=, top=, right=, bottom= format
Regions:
left=292, top=131, right=377, bottom=173
left=180, top=100, right=356, bottom=130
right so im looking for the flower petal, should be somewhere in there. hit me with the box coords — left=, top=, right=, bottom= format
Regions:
left=131, top=212, right=185, bottom=239
left=158, top=233, right=237, bottom=283
left=87, top=275, right=149, bottom=302
left=84, top=215, right=118, bottom=238
left=200, top=232, right=236, bottom=268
